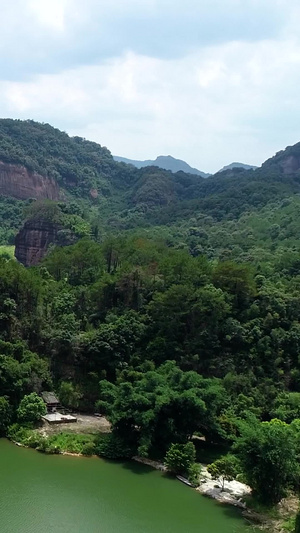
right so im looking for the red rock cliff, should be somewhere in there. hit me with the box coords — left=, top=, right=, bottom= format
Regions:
left=14, top=219, right=63, bottom=266
left=0, top=161, right=60, bottom=200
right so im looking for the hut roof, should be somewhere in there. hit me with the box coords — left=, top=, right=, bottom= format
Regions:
left=41, top=391, right=59, bottom=405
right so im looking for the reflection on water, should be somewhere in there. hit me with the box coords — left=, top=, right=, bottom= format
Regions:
left=0, top=439, right=249, bottom=533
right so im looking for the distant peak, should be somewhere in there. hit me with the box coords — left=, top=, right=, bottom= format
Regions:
left=217, top=162, right=258, bottom=173
left=113, top=154, right=210, bottom=178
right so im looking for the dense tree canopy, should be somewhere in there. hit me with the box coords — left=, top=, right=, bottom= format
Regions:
left=2, top=120, right=300, bottom=508
left=235, top=419, right=299, bottom=504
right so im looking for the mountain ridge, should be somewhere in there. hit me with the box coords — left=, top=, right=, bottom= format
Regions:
left=113, top=154, right=210, bottom=177
left=1, top=119, right=300, bottom=264
left=114, top=154, right=259, bottom=177
left=218, top=162, right=258, bottom=173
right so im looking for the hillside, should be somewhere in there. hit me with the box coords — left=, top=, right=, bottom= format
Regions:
left=2, top=120, right=300, bottom=515
left=1, top=119, right=300, bottom=270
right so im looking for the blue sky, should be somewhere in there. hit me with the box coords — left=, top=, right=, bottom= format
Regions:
left=0, top=0, right=299, bottom=172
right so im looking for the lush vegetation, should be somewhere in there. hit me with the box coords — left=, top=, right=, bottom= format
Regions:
left=2, top=120, right=300, bottom=513
left=7, top=424, right=96, bottom=455
left=1, top=234, right=300, bottom=505
left=0, top=196, right=30, bottom=245
left=1, top=118, right=300, bottom=253
left=207, top=454, right=240, bottom=491
left=164, top=442, right=200, bottom=485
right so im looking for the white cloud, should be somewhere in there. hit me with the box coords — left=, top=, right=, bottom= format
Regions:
left=2, top=32, right=300, bottom=172
left=0, top=0, right=292, bottom=80
left=28, top=0, right=68, bottom=31
left=0, top=1, right=300, bottom=171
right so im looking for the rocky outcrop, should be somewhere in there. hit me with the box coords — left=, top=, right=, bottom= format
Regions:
left=15, top=215, right=79, bottom=267
left=280, top=155, right=300, bottom=174
left=0, top=161, right=60, bottom=200
left=15, top=219, right=63, bottom=266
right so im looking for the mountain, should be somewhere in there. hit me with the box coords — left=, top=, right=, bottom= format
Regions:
left=113, top=154, right=210, bottom=177
left=0, top=120, right=298, bottom=221
left=114, top=155, right=258, bottom=177
left=261, top=141, right=300, bottom=174
left=1, top=118, right=300, bottom=265
left=3, top=119, right=300, bottom=498
left=217, top=162, right=258, bottom=173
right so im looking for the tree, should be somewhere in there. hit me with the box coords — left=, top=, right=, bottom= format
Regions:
left=235, top=419, right=299, bottom=504
left=58, top=382, right=81, bottom=409
left=0, top=396, right=12, bottom=435
left=207, top=454, right=240, bottom=491
left=99, top=362, right=223, bottom=456
left=271, top=393, right=300, bottom=423
left=81, top=311, right=146, bottom=379
left=295, top=510, right=300, bottom=533
left=0, top=344, right=51, bottom=405
left=213, top=261, right=256, bottom=311
left=17, top=393, right=46, bottom=424
left=164, top=442, right=196, bottom=475
left=95, top=432, right=134, bottom=460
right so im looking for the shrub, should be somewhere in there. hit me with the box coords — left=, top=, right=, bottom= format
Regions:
left=7, top=423, right=32, bottom=443
left=17, top=393, right=46, bottom=424
left=188, top=463, right=201, bottom=487
left=207, top=454, right=240, bottom=491
left=164, top=442, right=196, bottom=476
left=82, top=442, right=95, bottom=456
left=95, top=433, right=134, bottom=459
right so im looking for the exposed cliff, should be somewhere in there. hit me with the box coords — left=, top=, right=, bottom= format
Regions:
left=14, top=202, right=87, bottom=267
left=15, top=218, right=63, bottom=266
left=0, top=161, right=60, bottom=200
left=262, top=142, right=300, bottom=175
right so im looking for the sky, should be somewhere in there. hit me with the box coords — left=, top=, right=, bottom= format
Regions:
left=1, top=0, right=300, bottom=173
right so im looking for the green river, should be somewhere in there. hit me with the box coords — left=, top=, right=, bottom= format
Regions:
left=0, top=439, right=251, bottom=532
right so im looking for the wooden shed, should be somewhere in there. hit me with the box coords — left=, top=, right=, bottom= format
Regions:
left=41, top=391, right=60, bottom=413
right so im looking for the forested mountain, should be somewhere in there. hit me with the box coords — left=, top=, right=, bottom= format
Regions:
left=218, top=162, right=257, bottom=172
left=2, top=119, right=300, bottom=509
left=113, top=154, right=210, bottom=177
left=1, top=118, right=300, bottom=260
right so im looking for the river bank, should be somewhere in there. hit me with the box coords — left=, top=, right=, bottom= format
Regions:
left=0, top=439, right=249, bottom=533
left=13, top=427, right=252, bottom=509
left=132, top=455, right=299, bottom=531
left=133, top=455, right=250, bottom=507
left=9, top=424, right=296, bottom=532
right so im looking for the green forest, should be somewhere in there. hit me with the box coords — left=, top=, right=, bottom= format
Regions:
left=2, top=120, right=300, bottom=519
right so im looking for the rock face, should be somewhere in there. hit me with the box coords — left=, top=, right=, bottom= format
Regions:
left=0, top=161, right=60, bottom=200
left=15, top=219, right=63, bottom=266
left=280, top=155, right=300, bottom=174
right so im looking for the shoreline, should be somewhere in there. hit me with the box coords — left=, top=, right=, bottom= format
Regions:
left=196, top=466, right=250, bottom=508
left=13, top=438, right=250, bottom=509
left=10, top=437, right=283, bottom=529
left=132, top=455, right=251, bottom=509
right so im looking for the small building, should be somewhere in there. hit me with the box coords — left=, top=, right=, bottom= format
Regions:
left=41, top=391, right=60, bottom=413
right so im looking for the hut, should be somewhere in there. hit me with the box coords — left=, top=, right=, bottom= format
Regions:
left=41, top=391, right=60, bottom=413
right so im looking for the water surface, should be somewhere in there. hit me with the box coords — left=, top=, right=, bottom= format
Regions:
left=0, top=439, right=249, bottom=533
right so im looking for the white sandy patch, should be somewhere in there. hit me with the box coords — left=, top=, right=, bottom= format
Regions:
left=197, top=466, right=251, bottom=507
